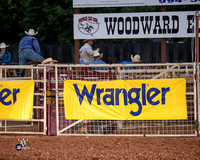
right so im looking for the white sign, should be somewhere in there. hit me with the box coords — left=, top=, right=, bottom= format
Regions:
left=73, top=0, right=200, bottom=8
left=74, top=11, right=199, bottom=39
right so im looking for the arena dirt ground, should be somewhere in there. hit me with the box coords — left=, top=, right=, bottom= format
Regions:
left=0, top=136, right=199, bottom=160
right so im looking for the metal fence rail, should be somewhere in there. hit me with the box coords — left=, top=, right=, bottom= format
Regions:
left=53, top=63, right=197, bottom=136
left=0, top=63, right=199, bottom=136
left=0, top=65, right=47, bottom=135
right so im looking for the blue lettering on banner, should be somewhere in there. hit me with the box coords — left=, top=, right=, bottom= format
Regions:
left=73, top=84, right=96, bottom=105
left=0, top=88, right=20, bottom=105
left=159, top=0, right=199, bottom=3
left=159, top=0, right=182, bottom=3
left=73, top=84, right=170, bottom=117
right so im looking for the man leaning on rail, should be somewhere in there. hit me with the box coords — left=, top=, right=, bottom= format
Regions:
left=18, top=29, right=45, bottom=77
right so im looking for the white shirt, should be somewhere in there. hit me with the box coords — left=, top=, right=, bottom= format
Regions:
left=79, top=43, right=95, bottom=63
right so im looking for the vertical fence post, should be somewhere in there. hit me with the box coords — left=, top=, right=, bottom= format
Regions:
left=74, top=8, right=80, bottom=64
left=43, top=66, right=47, bottom=135
left=0, top=68, right=2, bottom=79
left=161, top=6, right=166, bottom=63
left=195, top=62, right=199, bottom=137
left=196, top=11, right=199, bottom=63
left=195, top=11, right=200, bottom=136
left=55, top=64, right=59, bottom=136
left=196, top=63, right=200, bottom=137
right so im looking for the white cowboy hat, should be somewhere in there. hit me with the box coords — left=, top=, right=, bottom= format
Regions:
left=25, top=29, right=38, bottom=36
left=0, top=42, right=9, bottom=49
left=42, top=57, right=58, bottom=64
left=93, top=51, right=103, bottom=58
left=83, top=39, right=95, bottom=43
left=131, top=54, right=141, bottom=62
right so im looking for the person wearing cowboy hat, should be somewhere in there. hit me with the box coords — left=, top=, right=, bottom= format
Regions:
left=120, top=54, right=141, bottom=70
left=88, top=51, right=109, bottom=70
left=18, top=29, right=45, bottom=76
left=79, top=39, right=100, bottom=64
left=42, top=57, right=58, bottom=71
left=0, top=42, right=11, bottom=65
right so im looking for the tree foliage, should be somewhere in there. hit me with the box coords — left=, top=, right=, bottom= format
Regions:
left=0, top=0, right=73, bottom=44
left=0, top=0, right=198, bottom=45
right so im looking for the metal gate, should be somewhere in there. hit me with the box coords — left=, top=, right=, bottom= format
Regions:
left=0, top=65, right=47, bottom=135
left=53, top=63, right=198, bottom=136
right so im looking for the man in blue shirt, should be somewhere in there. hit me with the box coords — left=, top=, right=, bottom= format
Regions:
left=18, top=29, right=45, bottom=76
left=120, top=54, right=141, bottom=70
left=0, top=42, right=11, bottom=65
left=88, top=51, right=109, bottom=71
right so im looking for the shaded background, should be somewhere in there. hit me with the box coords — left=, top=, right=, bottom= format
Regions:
left=8, top=41, right=194, bottom=64
left=0, top=1, right=198, bottom=64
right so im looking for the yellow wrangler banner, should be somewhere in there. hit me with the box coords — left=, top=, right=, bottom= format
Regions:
left=0, top=81, right=35, bottom=120
left=64, top=79, right=187, bottom=120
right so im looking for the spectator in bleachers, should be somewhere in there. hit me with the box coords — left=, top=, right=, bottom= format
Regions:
left=79, top=39, right=100, bottom=64
left=88, top=51, right=109, bottom=71
left=0, top=42, right=11, bottom=65
left=18, top=29, right=45, bottom=76
left=42, top=57, right=58, bottom=71
left=120, top=54, right=141, bottom=70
